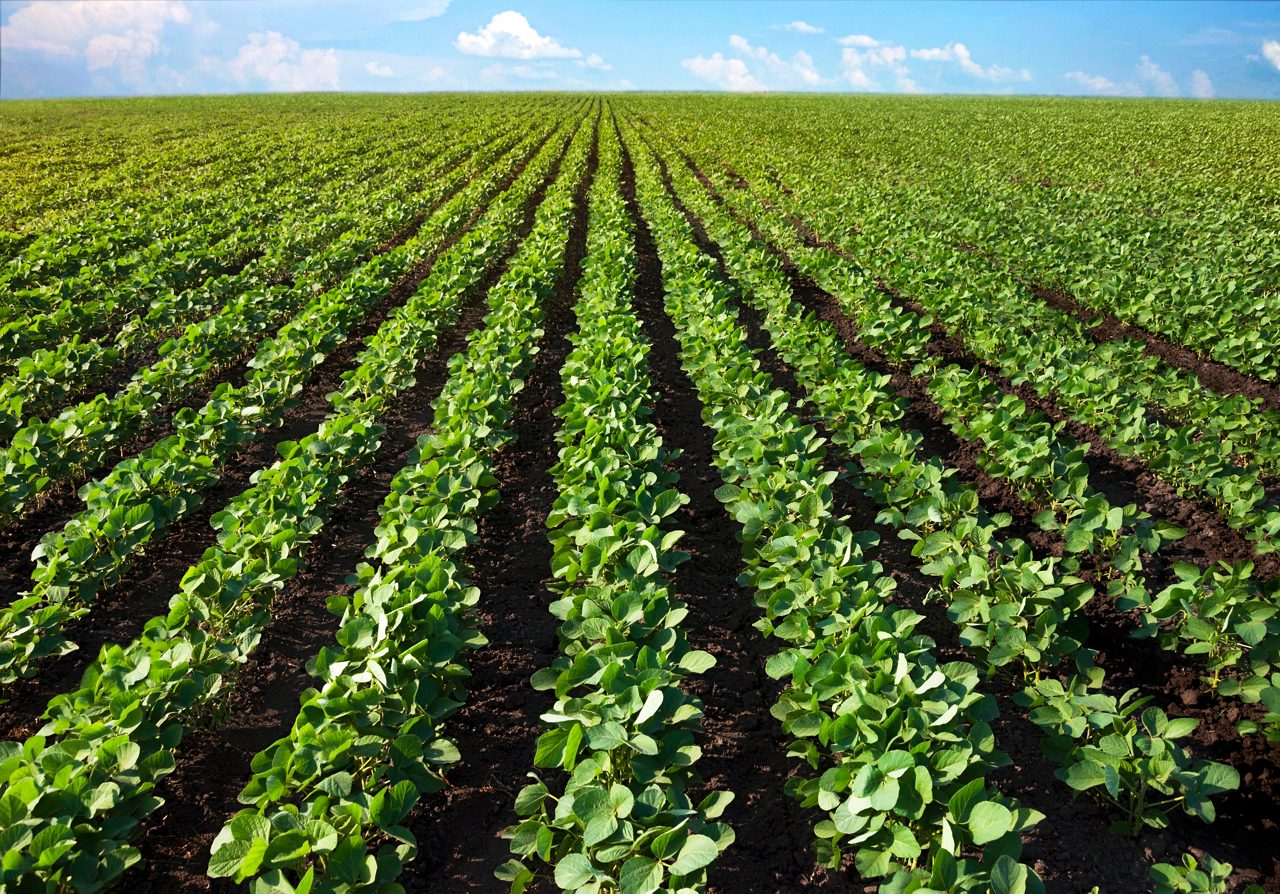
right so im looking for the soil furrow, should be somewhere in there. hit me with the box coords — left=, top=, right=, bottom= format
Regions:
left=730, top=169, right=1278, bottom=419
left=699, top=155, right=1280, bottom=583
left=657, top=137, right=1280, bottom=893
left=398, top=107, right=599, bottom=892
left=0, top=136, right=515, bottom=582
left=1026, top=283, right=1280, bottom=415
left=618, top=121, right=849, bottom=893
left=0, top=126, right=561, bottom=740
left=679, top=163, right=1280, bottom=776
left=648, top=137, right=1047, bottom=548
left=120, top=120, right=586, bottom=894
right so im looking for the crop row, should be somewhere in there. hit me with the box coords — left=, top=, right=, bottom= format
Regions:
left=681, top=116, right=1280, bottom=554
left=1, top=96, right=513, bottom=272
left=0, top=122, right=555, bottom=687
left=498, top=116, right=732, bottom=894
left=0, top=108, right=587, bottom=892
left=206, top=107, right=597, bottom=894
left=636, top=117, right=1240, bottom=850
left=658, top=132, right=1280, bottom=739
left=631, top=98, right=1278, bottom=383
left=0, top=116, right=539, bottom=529
left=623, top=118, right=1049, bottom=893
left=0, top=121, right=521, bottom=440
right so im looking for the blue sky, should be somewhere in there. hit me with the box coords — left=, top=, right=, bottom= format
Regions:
left=2, top=0, right=1279, bottom=100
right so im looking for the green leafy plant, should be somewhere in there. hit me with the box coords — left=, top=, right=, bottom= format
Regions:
left=1018, top=678, right=1239, bottom=835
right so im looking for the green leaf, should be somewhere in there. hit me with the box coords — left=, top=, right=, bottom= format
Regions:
left=1063, top=526, right=1093, bottom=553
left=699, top=790, right=734, bottom=819
left=968, top=800, right=1013, bottom=845
left=264, top=830, right=310, bottom=866
left=1060, top=760, right=1106, bottom=791
left=635, top=689, right=664, bottom=725
left=371, top=780, right=417, bottom=829
left=678, top=651, right=716, bottom=673
left=238, top=837, right=270, bottom=880
left=514, top=780, right=549, bottom=815
left=990, top=855, right=1030, bottom=894
left=554, top=853, right=597, bottom=888
left=208, top=840, right=252, bottom=878
left=231, top=812, right=272, bottom=843
left=714, top=484, right=741, bottom=503
left=670, top=833, right=719, bottom=875
left=619, top=856, right=663, bottom=894
left=1198, top=761, right=1240, bottom=794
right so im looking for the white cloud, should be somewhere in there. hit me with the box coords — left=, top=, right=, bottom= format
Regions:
left=1264, top=40, right=1280, bottom=71
left=845, top=67, right=876, bottom=90
left=858, top=43, right=907, bottom=67
left=1190, top=69, right=1214, bottom=98
left=399, top=0, right=451, bottom=21
left=1, top=0, right=190, bottom=55
left=682, top=53, right=765, bottom=91
left=839, top=35, right=911, bottom=90
left=455, top=11, right=580, bottom=59
left=1, top=0, right=193, bottom=85
left=838, top=34, right=883, bottom=48
left=365, top=61, right=394, bottom=77
left=84, top=29, right=162, bottom=84
left=1064, top=59, right=1198, bottom=98
left=836, top=32, right=1031, bottom=91
left=778, top=20, right=823, bottom=35
left=1136, top=54, right=1178, bottom=96
left=792, top=50, right=821, bottom=85
left=230, top=31, right=340, bottom=91
left=1065, top=70, right=1121, bottom=93
left=578, top=52, right=611, bottom=71
left=421, top=65, right=448, bottom=83
left=724, top=35, right=823, bottom=87
left=910, top=47, right=952, bottom=62
left=910, top=42, right=1031, bottom=81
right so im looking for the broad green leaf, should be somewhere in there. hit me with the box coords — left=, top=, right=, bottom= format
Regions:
left=670, top=833, right=719, bottom=875
left=968, top=800, right=1013, bottom=845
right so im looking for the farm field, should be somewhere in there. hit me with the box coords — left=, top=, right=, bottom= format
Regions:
left=0, top=92, right=1277, bottom=893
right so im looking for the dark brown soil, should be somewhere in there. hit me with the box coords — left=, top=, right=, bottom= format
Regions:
left=120, top=118, right=587, bottom=894
left=0, top=136, right=519, bottom=585
left=619, top=120, right=850, bottom=893
left=693, top=153, right=1280, bottom=591
left=663, top=145, right=1047, bottom=552
left=399, top=107, right=599, bottom=891
left=724, top=178, right=1280, bottom=568
left=0, top=130, right=558, bottom=735
left=5, top=106, right=1276, bottom=894
left=1029, top=284, right=1280, bottom=415
left=648, top=137, right=1280, bottom=893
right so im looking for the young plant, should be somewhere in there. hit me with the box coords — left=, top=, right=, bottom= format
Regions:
left=1017, top=677, right=1239, bottom=836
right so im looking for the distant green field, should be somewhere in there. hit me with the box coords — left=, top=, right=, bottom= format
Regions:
left=0, top=94, right=1276, bottom=894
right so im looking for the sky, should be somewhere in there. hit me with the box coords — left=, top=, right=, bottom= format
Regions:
left=2, top=0, right=1280, bottom=100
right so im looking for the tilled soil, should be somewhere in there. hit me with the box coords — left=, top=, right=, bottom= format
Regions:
left=0, top=130, right=558, bottom=740
left=645, top=134, right=1280, bottom=892
left=78, top=124, right=582, bottom=893
left=1029, top=284, right=1280, bottom=415
left=0, top=141, right=515, bottom=612
left=619, top=121, right=853, bottom=893
left=399, top=107, right=599, bottom=892
left=4, top=105, right=1277, bottom=894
